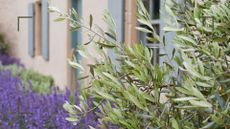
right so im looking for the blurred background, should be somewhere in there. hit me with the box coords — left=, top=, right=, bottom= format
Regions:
left=0, top=0, right=167, bottom=89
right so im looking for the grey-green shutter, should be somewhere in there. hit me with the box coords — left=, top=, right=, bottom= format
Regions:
left=108, top=0, right=124, bottom=42
left=160, top=0, right=180, bottom=78
left=41, top=0, right=49, bottom=60
left=108, top=0, right=124, bottom=65
left=160, top=0, right=175, bottom=65
left=28, top=3, right=35, bottom=57
left=70, top=0, right=82, bottom=88
left=71, top=0, right=82, bottom=48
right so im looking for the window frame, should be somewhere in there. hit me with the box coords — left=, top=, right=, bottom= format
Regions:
left=28, top=0, right=49, bottom=61
left=139, top=0, right=161, bottom=65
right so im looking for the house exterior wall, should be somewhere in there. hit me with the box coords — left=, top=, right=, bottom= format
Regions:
left=0, top=0, right=135, bottom=89
left=80, top=0, right=108, bottom=84
left=0, top=0, right=69, bottom=88
left=67, top=0, right=108, bottom=87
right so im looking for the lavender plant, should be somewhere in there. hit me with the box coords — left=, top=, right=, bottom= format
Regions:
left=0, top=54, right=23, bottom=67
left=0, top=70, right=98, bottom=129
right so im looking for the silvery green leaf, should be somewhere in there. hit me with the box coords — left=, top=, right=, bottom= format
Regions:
left=196, top=82, right=212, bottom=87
left=63, top=101, right=77, bottom=115
left=49, top=6, right=61, bottom=13
left=74, top=105, right=83, bottom=113
left=102, top=72, right=120, bottom=85
left=54, top=17, right=65, bottom=22
left=88, top=126, right=96, bottom=129
left=137, top=19, right=153, bottom=31
left=123, top=91, right=145, bottom=110
left=65, top=117, right=79, bottom=122
left=93, top=88, right=115, bottom=101
left=68, top=59, right=84, bottom=71
left=177, top=35, right=197, bottom=46
left=173, top=97, right=197, bottom=102
left=163, top=27, right=184, bottom=32
left=201, top=122, right=215, bottom=129
left=171, top=118, right=179, bottom=129
left=189, top=100, right=212, bottom=108
left=125, top=60, right=136, bottom=68
left=136, top=27, right=152, bottom=33
left=77, top=50, right=88, bottom=58
left=183, top=62, right=201, bottom=78
left=95, top=41, right=116, bottom=48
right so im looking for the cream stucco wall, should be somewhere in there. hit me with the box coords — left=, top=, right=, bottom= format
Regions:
left=0, top=0, right=69, bottom=88
left=81, top=0, right=108, bottom=63
left=66, top=0, right=109, bottom=87
left=82, top=0, right=108, bottom=37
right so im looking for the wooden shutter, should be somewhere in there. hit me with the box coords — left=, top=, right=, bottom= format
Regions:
left=28, top=3, right=35, bottom=57
left=108, top=0, right=124, bottom=42
left=41, top=0, right=49, bottom=61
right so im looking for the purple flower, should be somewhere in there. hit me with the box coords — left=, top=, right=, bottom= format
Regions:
left=0, top=70, right=75, bottom=129
left=0, top=69, right=115, bottom=129
left=0, top=55, right=23, bottom=67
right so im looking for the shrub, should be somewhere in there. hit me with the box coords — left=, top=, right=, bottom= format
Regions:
left=20, top=68, right=54, bottom=94
left=0, top=64, right=54, bottom=94
left=0, top=55, right=53, bottom=94
left=51, top=0, right=230, bottom=128
left=0, top=70, right=99, bottom=129
left=0, top=34, right=9, bottom=55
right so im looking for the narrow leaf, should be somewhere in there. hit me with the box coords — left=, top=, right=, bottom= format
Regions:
left=105, top=32, right=116, bottom=41
left=136, top=27, right=152, bottom=33
left=173, top=97, right=197, bottom=102
left=96, top=41, right=116, bottom=48
left=163, top=27, right=184, bottom=32
left=189, top=100, right=212, bottom=108
left=89, top=14, right=93, bottom=29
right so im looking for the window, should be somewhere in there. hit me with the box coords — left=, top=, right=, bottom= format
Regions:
left=139, top=0, right=160, bottom=65
left=108, top=0, right=124, bottom=42
left=28, top=0, right=49, bottom=60
left=35, top=1, right=42, bottom=56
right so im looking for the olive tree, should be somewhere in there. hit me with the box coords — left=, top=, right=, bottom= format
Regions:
left=50, top=0, right=230, bottom=128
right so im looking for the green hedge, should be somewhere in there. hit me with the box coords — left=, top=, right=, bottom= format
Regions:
left=0, top=64, right=54, bottom=94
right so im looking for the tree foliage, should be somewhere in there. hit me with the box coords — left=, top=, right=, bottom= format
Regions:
left=51, top=0, right=230, bottom=128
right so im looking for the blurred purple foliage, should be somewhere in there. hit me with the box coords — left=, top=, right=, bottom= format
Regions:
left=0, top=70, right=100, bottom=129
left=0, top=55, right=23, bottom=67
